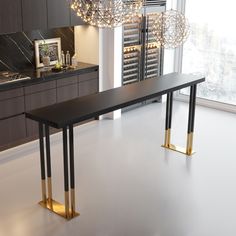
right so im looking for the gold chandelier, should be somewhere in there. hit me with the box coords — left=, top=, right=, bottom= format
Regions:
left=70, top=0, right=143, bottom=28
left=152, top=9, right=190, bottom=49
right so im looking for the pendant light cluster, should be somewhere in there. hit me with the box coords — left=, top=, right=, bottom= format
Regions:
left=152, top=9, right=190, bottom=49
left=70, top=0, right=143, bottom=28
left=70, top=0, right=190, bottom=48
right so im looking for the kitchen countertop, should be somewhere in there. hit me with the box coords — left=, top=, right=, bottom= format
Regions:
left=0, top=62, right=98, bottom=92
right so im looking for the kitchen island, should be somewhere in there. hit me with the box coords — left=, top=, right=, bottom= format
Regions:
left=0, top=62, right=99, bottom=151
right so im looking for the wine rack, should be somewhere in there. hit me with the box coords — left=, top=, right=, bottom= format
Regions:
left=144, top=43, right=160, bottom=80
left=123, top=17, right=141, bottom=47
left=122, top=3, right=165, bottom=86
left=123, top=46, right=141, bottom=85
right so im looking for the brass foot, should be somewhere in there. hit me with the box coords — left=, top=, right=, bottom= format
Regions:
left=39, top=199, right=80, bottom=220
left=162, top=144, right=195, bottom=156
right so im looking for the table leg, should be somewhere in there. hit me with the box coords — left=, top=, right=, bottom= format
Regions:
left=62, top=126, right=79, bottom=219
left=162, top=85, right=197, bottom=156
left=38, top=124, right=79, bottom=220
left=39, top=123, right=47, bottom=204
left=39, top=123, right=46, bottom=203
left=186, top=84, right=197, bottom=155
left=45, top=125, right=53, bottom=209
left=164, top=92, right=173, bottom=147
left=69, top=124, right=76, bottom=217
left=63, top=127, right=70, bottom=219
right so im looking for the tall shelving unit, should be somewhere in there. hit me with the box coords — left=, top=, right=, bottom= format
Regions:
left=122, top=0, right=166, bottom=86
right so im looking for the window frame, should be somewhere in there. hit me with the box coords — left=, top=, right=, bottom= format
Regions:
left=174, top=0, right=236, bottom=113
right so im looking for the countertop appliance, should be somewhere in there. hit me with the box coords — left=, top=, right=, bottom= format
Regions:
left=0, top=71, right=31, bottom=84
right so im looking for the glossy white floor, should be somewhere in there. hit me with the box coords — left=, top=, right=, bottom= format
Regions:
left=1, top=101, right=236, bottom=236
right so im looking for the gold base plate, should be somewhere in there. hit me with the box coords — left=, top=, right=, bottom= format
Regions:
left=162, top=144, right=195, bottom=156
left=39, top=199, right=80, bottom=220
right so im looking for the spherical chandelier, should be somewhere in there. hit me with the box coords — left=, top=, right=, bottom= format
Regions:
left=70, top=0, right=143, bottom=28
left=152, top=9, right=190, bottom=49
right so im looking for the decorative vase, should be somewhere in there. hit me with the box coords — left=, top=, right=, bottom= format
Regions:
left=42, top=56, right=50, bottom=67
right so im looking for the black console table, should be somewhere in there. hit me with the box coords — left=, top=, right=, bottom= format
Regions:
left=25, top=72, right=205, bottom=220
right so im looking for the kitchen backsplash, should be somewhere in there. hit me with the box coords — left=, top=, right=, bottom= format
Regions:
left=0, top=27, right=74, bottom=71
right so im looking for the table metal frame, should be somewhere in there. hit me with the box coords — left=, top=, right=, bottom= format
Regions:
left=38, top=124, right=79, bottom=219
left=162, top=84, right=197, bottom=155
left=25, top=73, right=204, bottom=220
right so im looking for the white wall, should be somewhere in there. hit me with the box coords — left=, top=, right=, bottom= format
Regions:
left=163, top=0, right=178, bottom=74
left=74, top=25, right=122, bottom=120
left=99, top=27, right=122, bottom=119
left=74, top=25, right=99, bottom=64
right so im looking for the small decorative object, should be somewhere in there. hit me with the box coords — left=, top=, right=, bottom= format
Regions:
left=42, top=56, right=50, bottom=67
left=60, top=50, right=65, bottom=66
left=71, top=53, right=77, bottom=68
left=65, top=51, right=71, bottom=66
left=42, top=46, right=50, bottom=67
left=51, top=62, right=64, bottom=72
left=35, top=38, right=61, bottom=68
left=70, top=0, right=143, bottom=28
left=152, top=9, right=190, bottom=49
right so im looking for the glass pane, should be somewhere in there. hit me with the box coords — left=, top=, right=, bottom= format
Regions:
left=181, top=0, right=236, bottom=105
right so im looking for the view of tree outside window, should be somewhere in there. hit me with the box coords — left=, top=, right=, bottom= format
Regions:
left=181, top=0, right=236, bottom=105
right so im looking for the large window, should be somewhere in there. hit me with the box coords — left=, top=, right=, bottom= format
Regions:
left=180, top=0, right=236, bottom=106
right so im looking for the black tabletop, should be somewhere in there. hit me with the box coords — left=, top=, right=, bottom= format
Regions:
left=25, top=73, right=205, bottom=129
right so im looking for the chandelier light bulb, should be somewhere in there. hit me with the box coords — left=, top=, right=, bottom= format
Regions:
left=70, top=0, right=143, bottom=28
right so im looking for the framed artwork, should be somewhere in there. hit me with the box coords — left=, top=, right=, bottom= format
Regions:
left=35, top=38, right=61, bottom=68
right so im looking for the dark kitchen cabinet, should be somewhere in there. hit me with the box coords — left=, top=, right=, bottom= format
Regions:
left=79, top=79, right=98, bottom=97
left=0, top=67, right=99, bottom=151
left=78, top=71, right=99, bottom=96
left=0, top=88, right=26, bottom=150
left=57, top=84, right=78, bottom=103
left=56, top=76, right=78, bottom=103
left=22, top=0, right=47, bottom=31
left=0, top=115, right=26, bottom=149
left=0, top=0, right=22, bottom=34
left=47, top=0, right=71, bottom=29
left=0, top=96, right=24, bottom=119
left=79, top=71, right=98, bottom=82
left=25, top=81, right=57, bottom=137
left=0, top=88, right=24, bottom=119
left=70, top=8, right=86, bottom=26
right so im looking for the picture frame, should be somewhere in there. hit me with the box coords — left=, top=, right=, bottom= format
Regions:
left=34, top=38, right=61, bottom=68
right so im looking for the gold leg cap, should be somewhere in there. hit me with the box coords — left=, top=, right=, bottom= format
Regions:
left=39, top=198, right=80, bottom=220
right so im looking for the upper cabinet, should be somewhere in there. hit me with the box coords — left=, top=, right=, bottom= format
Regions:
left=70, top=9, right=86, bottom=26
left=22, top=0, right=48, bottom=31
left=47, top=0, right=70, bottom=28
left=0, top=0, right=86, bottom=35
left=0, top=0, right=22, bottom=34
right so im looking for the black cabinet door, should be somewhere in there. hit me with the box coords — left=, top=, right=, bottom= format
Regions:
left=78, top=71, right=99, bottom=97
left=47, top=0, right=70, bottom=29
left=22, top=0, right=47, bottom=31
left=0, top=0, right=22, bottom=34
left=78, top=71, right=98, bottom=82
left=57, top=76, right=78, bottom=103
left=0, top=115, right=26, bottom=150
left=0, top=96, right=25, bottom=119
left=79, top=79, right=98, bottom=97
left=25, top=89, right=57, bottom=137
left=0, top=87, right=24, bottom=119
left=70, top=8, right=86, bottom=26
left=57, top=84, right=78, bottom=103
